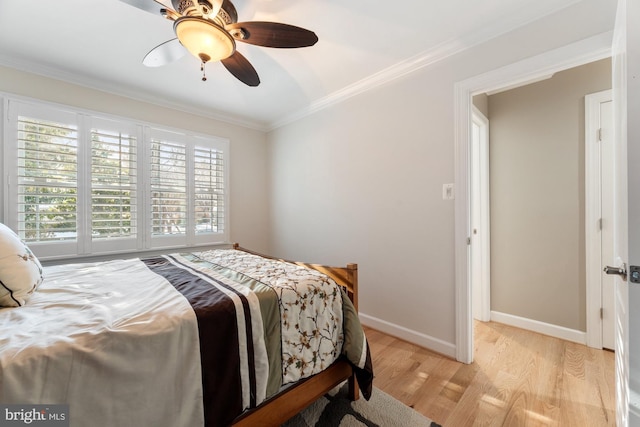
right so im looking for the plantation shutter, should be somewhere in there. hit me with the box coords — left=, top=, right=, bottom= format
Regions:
left=149, top=138, right=187, bottom=237
left=4, top=98, right=229, bottom=259
left=90, top=122, right=138, bottom=240
left=16, top=115, right=78, bottom=243
left=194, top=145, right=225, bottom=234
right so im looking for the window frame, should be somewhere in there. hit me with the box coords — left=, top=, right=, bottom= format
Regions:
left=1, top=95, right=230, bottom=261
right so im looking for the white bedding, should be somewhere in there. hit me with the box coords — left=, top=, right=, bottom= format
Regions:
left=0, top=258, right=205, bottom=427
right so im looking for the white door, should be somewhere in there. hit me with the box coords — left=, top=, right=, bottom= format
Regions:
left=586, top=90, right=615, bottom=350
left=471, top=108, right=490, bottom=322
left=624, top=0, right=640, bottom=420
left=612, top=0, right=639, bottom=424
left=600, top=99, right=615, bottom=350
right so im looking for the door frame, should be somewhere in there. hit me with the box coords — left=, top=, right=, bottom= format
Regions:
left=585, top=89, right=614, bottom=349
left=453, top=32, right=613, bottom=363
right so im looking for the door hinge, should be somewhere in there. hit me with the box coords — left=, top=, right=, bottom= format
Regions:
left=467, top=237, right=471, bottom=245
left=600, top=307, right=603, bottom=319
left=598, top=128, right=603, bottom=142
left=598, top=218, right=603, bottom=231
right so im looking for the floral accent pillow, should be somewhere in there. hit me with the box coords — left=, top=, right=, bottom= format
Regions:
left=0, top=223, right=44, bottom=307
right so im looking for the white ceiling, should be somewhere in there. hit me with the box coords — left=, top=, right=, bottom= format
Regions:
left=0, top=0, right=589, bottom=129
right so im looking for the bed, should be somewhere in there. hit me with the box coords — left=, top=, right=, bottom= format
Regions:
left=0, top=232, right=373, bottom=427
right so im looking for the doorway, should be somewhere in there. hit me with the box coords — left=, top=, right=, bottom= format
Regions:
left=453, top=35, right=612, bottom=364
left=470, top=66, right=612, bottom=348
left=468, top=64, right=612, bottom=355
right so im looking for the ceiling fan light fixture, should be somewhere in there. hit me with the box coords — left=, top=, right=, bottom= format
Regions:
left=174, top=16, right=235, bottom=63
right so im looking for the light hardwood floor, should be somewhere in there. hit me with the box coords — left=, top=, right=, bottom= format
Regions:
left=364, top=321, right=615, bottom=426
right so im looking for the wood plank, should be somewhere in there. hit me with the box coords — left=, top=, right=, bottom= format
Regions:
left=365, top=321, right=615, bottom=426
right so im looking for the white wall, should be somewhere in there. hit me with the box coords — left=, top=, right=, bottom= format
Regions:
left=266, top=0, right=616, bottom=355
left=0, top=66, right=271, bottom=254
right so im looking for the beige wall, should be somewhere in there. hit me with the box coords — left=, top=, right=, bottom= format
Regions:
left=488, top=58, right=611, bottom=331
left=266, top=0, right=615, bottom=352
left=0, top=66, right=271, bottom=254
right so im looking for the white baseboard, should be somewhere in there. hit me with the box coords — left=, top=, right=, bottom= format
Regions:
left=490, top=311, right=587, bottom=345
left=630, top=389, right=640, bottom=420
left=359, top=313, right=456, bottom=358
left=358, top=311, right=586, bottom=360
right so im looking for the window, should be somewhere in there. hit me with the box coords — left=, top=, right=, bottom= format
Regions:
left=194, top=144, right=225, bottom=234
left=149, top=138, right=187, bottom=237
left=3, top=99, right=229, bottom=259
left=17, top=114, right=78, bottom=243
left=91, top=124, right=137, bottom=240
left=88, top=116, right=141, bottom=254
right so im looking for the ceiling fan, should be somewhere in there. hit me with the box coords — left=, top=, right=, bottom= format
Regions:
left=119, top=0, right=318, bottom=86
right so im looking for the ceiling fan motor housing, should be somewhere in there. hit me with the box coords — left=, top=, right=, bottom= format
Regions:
left=170, top=0, right=237, bottom=23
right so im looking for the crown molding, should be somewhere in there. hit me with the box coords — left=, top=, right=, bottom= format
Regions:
left=268, top=0, right=586, bottom=131
left=0, top=0, right=591, bottom=134
left=268, top=40, right=468, bottom=131
left=0, top=55, right=269, bottom=132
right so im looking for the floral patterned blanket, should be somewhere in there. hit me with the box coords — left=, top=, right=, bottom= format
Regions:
left=196, top=249, right=346, bottom=384
left=148, top=249, right=372, bottom=425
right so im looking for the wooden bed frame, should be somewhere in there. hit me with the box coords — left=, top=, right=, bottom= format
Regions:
left=231, top=244, right=360, bottom=426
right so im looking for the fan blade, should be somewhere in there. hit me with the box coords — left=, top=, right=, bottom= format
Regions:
left=226, top=22, right=318, bottom=48
left=143, top=38, right=186, bottom=67
left=221, top=51, right=260, bottom=87
left=118, top=0, right=174, bottom=15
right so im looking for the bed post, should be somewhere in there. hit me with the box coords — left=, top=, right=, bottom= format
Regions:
left=345, top=263, right=360, bottom=401
left=345, top=263, right=358, bottom=311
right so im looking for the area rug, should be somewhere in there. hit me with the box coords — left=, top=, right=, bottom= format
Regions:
left=283, top=383, right=442, bottom=427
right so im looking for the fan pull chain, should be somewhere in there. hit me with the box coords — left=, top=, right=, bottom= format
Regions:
left=201, top=62, right=207, bottom=82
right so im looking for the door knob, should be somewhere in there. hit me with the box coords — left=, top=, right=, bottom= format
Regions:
left=604, top=263, right=627, bottom=281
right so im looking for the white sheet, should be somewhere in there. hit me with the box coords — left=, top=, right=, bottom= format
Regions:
left=0, top=258, right=204, bottom=427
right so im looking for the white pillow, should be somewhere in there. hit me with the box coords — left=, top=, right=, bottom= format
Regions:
left=0, top=223, right=44, bottom=307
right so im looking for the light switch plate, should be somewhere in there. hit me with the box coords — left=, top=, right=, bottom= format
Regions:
left=443, top=183, right=455, bottom=200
